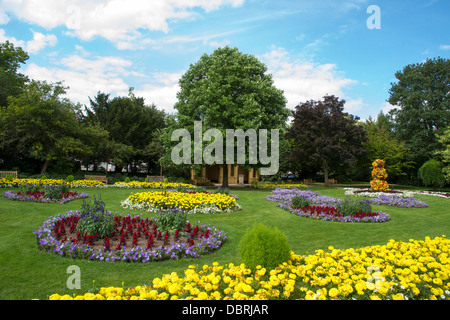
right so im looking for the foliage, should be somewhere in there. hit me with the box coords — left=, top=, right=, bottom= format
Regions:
left=361, top=114, right=413, bottom=181
left=165, top=46, right=290, bottom=187
left=388, top=57, right=450, bottom=167
left=335, top=197, right=373, bottom=217
left=286, top=95, right=367, bottom=186
left=0, top=80, right=109, bottom=174
left=66, top=175, right=75, bottom=183
left=0, top=41, right=29, bottom=108
left=418, top=159, right=445, bottom=190
left=238, top=223, right=291, bottom=271
left=76, top=195, right=114, bottom=239
left=85, top=89, right=166, bottom=173
left=291, top=196, right=310, bottom=208
left=435, top=126, right=450, bottom=183
left=155, top=209, right=188, bottom=233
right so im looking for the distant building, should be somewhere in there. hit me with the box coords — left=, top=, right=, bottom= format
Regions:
left=191, top=164, right=259, bottom=185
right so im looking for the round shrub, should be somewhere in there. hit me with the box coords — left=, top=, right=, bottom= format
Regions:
left=125, top=177, right=131, bottom=183
left=238, top=223, right=291, bottom=271
left=66, top=175, right=75, bottom=183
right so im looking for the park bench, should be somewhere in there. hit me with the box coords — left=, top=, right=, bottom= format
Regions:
left=0, top=171, right=18, bottom=179
left=147, top=175, right=165, bottom=182
left=328, top=179, right=338, bottom=184
left=193, top=177, right=210, bottom=186
left=303, top=179, right=315, bottom=185
left=84, top=175, right=107, bottom=184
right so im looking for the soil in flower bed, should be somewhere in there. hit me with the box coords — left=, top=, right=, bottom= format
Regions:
left=50, top=215, right=210, bottom=253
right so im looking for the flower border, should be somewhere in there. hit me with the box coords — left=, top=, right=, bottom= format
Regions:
left=2, top=190, right=89, bottom=204
left=33, top=211, right=228, bottom=262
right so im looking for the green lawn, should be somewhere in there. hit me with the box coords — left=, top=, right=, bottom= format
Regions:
left=0, top=186, right=448, bottom=300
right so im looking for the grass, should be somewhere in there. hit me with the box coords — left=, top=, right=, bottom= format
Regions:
left=0, top=185, right=449, bottom=300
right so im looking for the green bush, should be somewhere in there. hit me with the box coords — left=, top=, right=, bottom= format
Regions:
left=124, top=177, right=131, bottom=183
left=418, top=159, right=445, bottom=190
left=66, top=175, right=75, bottom=183
left=155, top=209, right=188, bottom=233
left=76, top=195, right=114, bottom=239
left=291, top=196, right=310, bottom=208
left=335, top=197, right=372, bottom=216
left=239, top=223, right=291, bottom=271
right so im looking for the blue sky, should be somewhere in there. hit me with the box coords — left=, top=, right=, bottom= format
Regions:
left=0, top=0, right=449, bottom=120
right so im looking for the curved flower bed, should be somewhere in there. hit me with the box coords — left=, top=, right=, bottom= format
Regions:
left=290, top=205, right=391, bottom=223
left=268, top=188, right=427, bottom=209
left=34, top=211, right=227, bottom=262
left=266, top=188, right=390, bottom=223
left=3, top=190, right=89, bottom=204
left=121, top=190, right=241, bottom=214
left=46, top=236, right=450, bottom=300
left=0, top=178, right=105, bottom=188
left=346, top=187, right=450, bottom=199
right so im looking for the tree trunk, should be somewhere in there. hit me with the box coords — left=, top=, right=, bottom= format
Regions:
left=323, top=162, right=329, bottom=187
left=41, top=159, right=50, bottom=174
left=222, top=164, right=229, bottom=189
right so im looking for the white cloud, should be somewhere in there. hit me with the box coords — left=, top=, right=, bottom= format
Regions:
left=2, top=0, right=244, bottom=49
left=26, top=30, right=57, bottom=54
left=382, top=101, right=397, bottom=114
left=440, top=44, right=450, bottom=50
left=261, top=46, right=357, bottom=109
left=0, top=28, right=56, bottom=53
left=23, top=54, right=134, bottom=107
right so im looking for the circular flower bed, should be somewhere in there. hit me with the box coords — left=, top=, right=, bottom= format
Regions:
left=34, top=211, right=228, bottom=262
left=121, top=190, right=241, bottom=214
left=3, top=190, right=89, bottom=204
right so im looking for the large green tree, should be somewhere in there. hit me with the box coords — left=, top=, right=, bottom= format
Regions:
left=388, top=57, right=449, bottom=168
left=85, top=89, right=166, bottom=173
left=0, top=80, right=107, bottom=173
left=167, top=46, right=289, bottom=187
left=361, top=112, right=413, bottom=181
left=286, top=95, right=367, bottom=187
left=0, top=41, right=29, bottom=108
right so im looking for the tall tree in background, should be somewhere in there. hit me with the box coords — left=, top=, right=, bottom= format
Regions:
left=85, top=89, right=166, bottom=173
left=0, top=80, right=106, bottom=174
left=0, top=41, right=29, bottom=108
left=168, top=46, right=289, bottom=188
left=388, top=57, right=449, bottom=169
left=286, top=95, right=367, bottom=187
left=361, top=113, right=413, bottom=182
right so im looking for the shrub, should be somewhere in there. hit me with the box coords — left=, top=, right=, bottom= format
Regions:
left=66, top=175, right=75, bottom=183
left=418, top=159, right=445, bottom=190
left=76, top=195, right=114, bottom=239
left=124, top=177, right=131, bottom=183
left=291, top=196, right=310, bottom=208
left=155, top=209, right=188, bottom=233
left=239, top=223, right=291, bottom=271
left=335, top=197, right=372, bottom=216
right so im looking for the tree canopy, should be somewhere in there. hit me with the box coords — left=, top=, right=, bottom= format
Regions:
left=286, top=95, right=367, bottom=186
left=388, top=57, right=449, bottom=168
left=166, top=46, right=289, bottom=187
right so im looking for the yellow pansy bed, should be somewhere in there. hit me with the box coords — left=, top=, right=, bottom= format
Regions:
left=0, top=178, right=105, bottom=188
left=121, top=190, right=241, bottom=214
left=48, top=236, right=450, bottom=300
left=113, top=181, right=195, bottom=189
